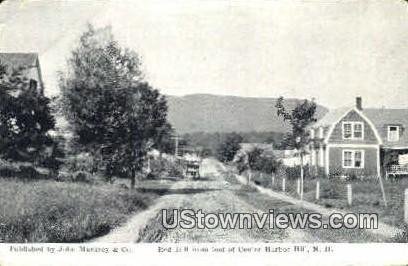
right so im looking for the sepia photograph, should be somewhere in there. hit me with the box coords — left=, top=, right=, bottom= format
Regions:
left=0, top=0, right=408, bottom=265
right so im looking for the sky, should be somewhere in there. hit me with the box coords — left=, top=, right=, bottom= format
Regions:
left=0, top=0, right=407, bottom=109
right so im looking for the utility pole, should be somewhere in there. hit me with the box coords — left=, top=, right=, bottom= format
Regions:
left=172, top=135, right=180, bottom=157
left=175, top=136, right=179, bottom=156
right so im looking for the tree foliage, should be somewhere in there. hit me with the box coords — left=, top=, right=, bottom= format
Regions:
left=275, top=97, right=317, bottom=151
left=0, top=63, right=61, bottom=169
left=216, top=132, right=243, bottom=163
left=275, top=96, right=317, bottom=199
left=235, top=147, right=281, bottom=175
left=60, top=24, right=171, bottom=186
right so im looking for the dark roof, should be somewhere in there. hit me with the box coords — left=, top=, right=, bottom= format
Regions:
left=364, top=108, right=408, bottom=147
left=311, top=107, right=350, bottom=128
left=0, top=53, right=39, bottom=70
left=313, top=106, right=408, bottom=147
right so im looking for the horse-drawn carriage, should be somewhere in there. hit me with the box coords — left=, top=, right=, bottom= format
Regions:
left=179, top=153, right=201, bottom=179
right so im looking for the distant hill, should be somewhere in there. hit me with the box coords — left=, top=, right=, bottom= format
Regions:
left=166, top=94, right=327, bottom=134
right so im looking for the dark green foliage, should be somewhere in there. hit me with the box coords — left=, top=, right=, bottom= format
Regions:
left=0, top=62, right=63, bottom=172
left=146, top=157, right=183, bottom=179
left=215, top=132, right=243, bottom=163
left=182, top=131, right=285, bottom=157
left=152, top=122, right=175, bottom=155
left=60, top=25, right=171, bottom=186
left=259, top=155, right=282, bottom=175
left=247, top=147, right=264, bottom=171
left=275, top=96, right=317, bottom=151
left=275, top=97, right=317, bottom=199
left=284, top=166, right=313, bottom=180
left=235, top=147, right=281, bottom=175
left=235, top=151, right=249, bottom=174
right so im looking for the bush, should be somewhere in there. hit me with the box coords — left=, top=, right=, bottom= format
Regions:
left=58, top=153, right=106, bottom=183
left=392, top=225, right=408, bottom=243
left=216, top=133, right=243, bottom=163
left=284, top=166, right=305, bottom=180
left=234, top=148, right=281, bottom=176
left=0, top=179, right=156, bottom=242
left=18, top=166, right=42, bottom=180
left=0, top=160, right=48, bottom=180
left=147, top=157, right=183, bottom=179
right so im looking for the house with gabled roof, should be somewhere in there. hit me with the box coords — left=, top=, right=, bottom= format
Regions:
left=309, top=97, right=408, bottom=178
left=0, top=52, right=44, bottom=95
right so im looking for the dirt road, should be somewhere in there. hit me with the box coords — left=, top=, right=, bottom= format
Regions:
left=97, top=159, right=389, bottom=243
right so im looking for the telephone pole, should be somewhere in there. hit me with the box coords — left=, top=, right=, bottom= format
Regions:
left=172, top=135, right=180, bottom=157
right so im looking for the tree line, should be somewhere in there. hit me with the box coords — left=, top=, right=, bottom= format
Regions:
left=0, top=25, right=173, bottom=187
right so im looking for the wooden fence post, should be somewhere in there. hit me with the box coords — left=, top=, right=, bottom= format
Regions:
left=378, top=175, right=387, bottom=207
left=247, top=171, right=251, bottom=185
left=272, top=175, right=275, bottom=187
left=297, top=179, right=301, bottom=195
left=347, top=184, right=352, bottom=206
left=282, top=178, right=286, bottom=192
left=405, top=189, right=408, bottom=224
left=316, top=181, right=320, bottom=200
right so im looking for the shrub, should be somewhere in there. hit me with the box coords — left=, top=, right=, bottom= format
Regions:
left=0, top=160, right=48, bottom=180
left=58, top=153, right=106, bottom=183
left=216, top=133, right=243, bottom=163
left=234, top=148, right=281, bottom=176
left=283, top=166, right=313, bottom=180
left=392, top=225, right=408, bottom=243
left=148, top=157, right=183, bottom=179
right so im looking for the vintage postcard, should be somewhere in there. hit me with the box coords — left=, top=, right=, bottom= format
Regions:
left=0, top=0, right=407, bottom=265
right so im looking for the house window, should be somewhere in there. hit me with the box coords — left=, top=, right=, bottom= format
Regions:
left=353, top=123, right=363, bottom=138
left=343, top=123, right=352, bottom=139
left=387, top=126, right=400, bottom=142
left=343, top=151, right=353, bottom=167
left=342, top=150, right=364, bottom=168
left=354, top=151, right=362, bottom=168
left=342, top=122, right=364, bottom=140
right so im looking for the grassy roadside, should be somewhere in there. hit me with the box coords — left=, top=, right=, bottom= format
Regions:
left=0, top=178, right=164, bottom=243
left=217, top=165, right=382, bottom=242
left=251, top=171, right=408, bottom=228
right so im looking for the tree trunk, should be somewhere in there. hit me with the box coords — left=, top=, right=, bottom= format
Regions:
left=130, top=168, right=136, bottom=189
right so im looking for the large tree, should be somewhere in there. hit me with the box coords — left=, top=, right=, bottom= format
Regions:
left=60, top=24, right=171, bottom=187
left=216, top=132, right=243, bottom=163
left=0, top=63, right=61, bottom=170
left=275, top=97, right=317, bottom=200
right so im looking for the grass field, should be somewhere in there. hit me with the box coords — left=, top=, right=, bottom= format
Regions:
left=251, top=171, right=408, bottom=227
left=0, top=178, right=163, bottom=243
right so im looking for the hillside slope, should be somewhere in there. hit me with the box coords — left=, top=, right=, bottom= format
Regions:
left=166, top=94, right=327, bottom=134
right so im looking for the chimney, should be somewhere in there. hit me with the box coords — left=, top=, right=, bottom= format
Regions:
left=356, top=97, right=362, bottom=110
